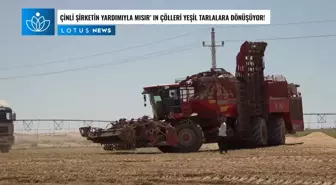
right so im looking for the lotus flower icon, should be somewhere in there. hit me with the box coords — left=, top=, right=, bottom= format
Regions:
left=26, top=12, right=50, bottom=32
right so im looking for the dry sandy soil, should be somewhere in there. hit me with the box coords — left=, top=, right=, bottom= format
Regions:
left=0, top=132, right=335, bottom=185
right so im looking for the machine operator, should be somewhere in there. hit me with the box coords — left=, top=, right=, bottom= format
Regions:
left=218, top=116, right=228, bottom=154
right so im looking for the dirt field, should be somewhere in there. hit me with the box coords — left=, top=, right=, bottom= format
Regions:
left=0, top=132, right=336, bottom=185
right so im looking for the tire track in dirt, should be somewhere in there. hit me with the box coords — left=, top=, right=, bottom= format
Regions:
left=124, top=160, right=336, bottom=185
left=216, top=155, right=336, bottom=163
left=138, top=174, right=336, bottom=185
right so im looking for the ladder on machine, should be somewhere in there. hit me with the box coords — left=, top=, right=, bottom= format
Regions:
left=235, top=41, right=268, bottom=143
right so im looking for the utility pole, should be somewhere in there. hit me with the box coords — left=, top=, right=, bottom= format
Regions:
left=202, top=27, right=224, bottom=69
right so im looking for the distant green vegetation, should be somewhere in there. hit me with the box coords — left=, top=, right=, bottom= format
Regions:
left=288, top=128, right=336, bottom=138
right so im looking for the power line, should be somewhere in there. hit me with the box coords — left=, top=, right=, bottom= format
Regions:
left=2, top=19, right=336, bottom=71
left=1, top=33, right=336, bottom=80
left=0, top=33, right=192, bottom=71
left=0, top=42, right=199, bottom=80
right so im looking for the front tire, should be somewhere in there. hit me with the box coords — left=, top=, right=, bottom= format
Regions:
left=156, top=135, right=175, bottom=153
left=157, top=146, right=175, bottom=153
left=172, top=119, right=204, bottom=153
left=251, top=117, right=268, bottom=147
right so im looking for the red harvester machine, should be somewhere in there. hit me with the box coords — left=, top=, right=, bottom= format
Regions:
left=79, top=41, right=304, bottom=153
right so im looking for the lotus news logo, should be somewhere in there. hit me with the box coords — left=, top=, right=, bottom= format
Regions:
left=21, top=8, right=55, bottom=36
left=26, top=12, right=50, bottom=32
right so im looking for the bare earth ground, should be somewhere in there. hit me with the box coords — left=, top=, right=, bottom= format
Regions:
left=0, top=132, right=335, bottom=185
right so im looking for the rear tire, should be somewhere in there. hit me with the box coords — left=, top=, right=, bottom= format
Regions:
left=172, top=119, right=204, bottom=153
left=251, top=117, right=268, bottom=147
left=268, top=117, right=286, bottom=146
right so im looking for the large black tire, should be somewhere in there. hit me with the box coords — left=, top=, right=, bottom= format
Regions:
left=251, top=117, right=268, bottom=147
left=156, top=135, right=175, bottom=153
left=267, top=117, right=286, bottom=146
left=157, top=120, right=204, bottom=153
left=157, top=146, right=175, bottom=153
left=174, top=120, right=204, bottom=153
left=171, top=119, right=204, bottom=153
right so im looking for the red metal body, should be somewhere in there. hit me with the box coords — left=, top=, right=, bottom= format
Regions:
left=143, top=69, right=304, bottom=135
left=141, top=41, right=304, bottom=151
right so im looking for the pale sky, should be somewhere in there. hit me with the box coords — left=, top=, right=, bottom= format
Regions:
left=1, top=0, right=336, bottom=131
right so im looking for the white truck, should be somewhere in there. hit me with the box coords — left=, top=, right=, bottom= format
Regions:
left=0, top=100, right=15, bottom=153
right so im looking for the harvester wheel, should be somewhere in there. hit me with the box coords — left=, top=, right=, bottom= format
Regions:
left=267, top=117, right=286, bottom=146
left=156, top=135, right=175, bottom=153
left=251, top=117, right=268, bottom=147
left=172, top=120, right=204, bottom=153
left=157, top=146, right=175, bottom=153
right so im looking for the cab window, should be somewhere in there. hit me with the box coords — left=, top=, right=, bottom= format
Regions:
left=153, top=96, right=162, bottom=103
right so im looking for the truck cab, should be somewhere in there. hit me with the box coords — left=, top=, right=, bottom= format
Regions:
left=0, top=100, right=15, bottom=153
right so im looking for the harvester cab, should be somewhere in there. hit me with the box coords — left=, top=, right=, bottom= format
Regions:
left=142, top=84, right=183, bottom=120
